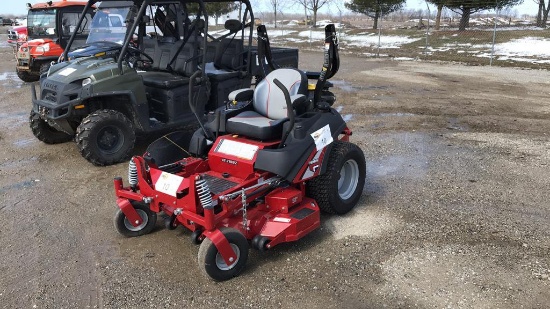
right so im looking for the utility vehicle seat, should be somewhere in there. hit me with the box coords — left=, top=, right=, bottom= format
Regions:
left=226, top=68, right=308, bottom=140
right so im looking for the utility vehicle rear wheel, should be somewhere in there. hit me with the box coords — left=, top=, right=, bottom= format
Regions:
left=307, top=141, right=366, bottom=214
left=76, top=109, right=136, bottom=166
left=29, top=111, right=73, bottom=144
left=198, top=228, right=248, bottom=281
left=17, top=70, right=38, bottom=82
left=114, top=202, right=157, bottom=237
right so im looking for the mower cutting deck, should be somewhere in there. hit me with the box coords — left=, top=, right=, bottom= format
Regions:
left=113, top=24, right=366, bottom=281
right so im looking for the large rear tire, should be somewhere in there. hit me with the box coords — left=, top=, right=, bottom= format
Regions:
left=197, top=228, right=249, bottom=281
left=29, top=110, right=73, bottom=144
left=307, top=141, right=366, bottom=214
left=76, top=109, right=136, bottom=166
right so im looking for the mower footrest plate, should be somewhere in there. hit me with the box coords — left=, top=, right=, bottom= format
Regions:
left=201, top=173, right=238, bottom=195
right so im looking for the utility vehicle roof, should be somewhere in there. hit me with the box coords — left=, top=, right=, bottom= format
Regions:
left=31, top=1, right=90, bottom=10
left=86, top=0, right=251, bottom=5
left=97, top=1, right=135, bottom=8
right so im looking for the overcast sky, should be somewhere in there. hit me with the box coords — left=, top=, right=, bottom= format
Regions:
left=0, top=0, right=541, bottom=17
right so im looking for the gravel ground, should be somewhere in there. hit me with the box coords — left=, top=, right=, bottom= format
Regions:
left=0, top=32, right=549, bottom=308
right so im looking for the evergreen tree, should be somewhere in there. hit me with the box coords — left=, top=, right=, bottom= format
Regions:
left=346, top=0, right=406, bottom=29
left=444, top=0, right=523, bottom=30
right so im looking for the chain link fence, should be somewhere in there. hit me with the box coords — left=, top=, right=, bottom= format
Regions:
left=258, top=1, right=549, bottom=69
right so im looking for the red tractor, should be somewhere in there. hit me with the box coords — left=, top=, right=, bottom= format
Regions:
left=113, top=24, right=366, bottom=281
left=15, top=0, right=93, bottom=82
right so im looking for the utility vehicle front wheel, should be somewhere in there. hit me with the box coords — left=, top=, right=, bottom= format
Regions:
left=39, top=62, right=51, bottom=76
left=114, top=202, right=157, bottom=237
left=29, top=111, right=73, bottom=144
left=76, top=109, right=136, bottom=166
left=197, top=228, right=249, bottom=281
left=17, top=69, right=39, bottom=82
left=307, top=141, right=366, bottom=214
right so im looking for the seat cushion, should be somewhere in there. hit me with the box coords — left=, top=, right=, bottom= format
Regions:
left=140, top=71, right=190, bottom=89
left=226, top=111, right=286, bottom=140
left=205, top=62, right=242, bottom=82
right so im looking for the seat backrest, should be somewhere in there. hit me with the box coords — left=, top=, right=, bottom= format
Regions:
left=253, top=68, right=308, bottom=120
left=150, top=37, right=180, bottom=71
left=214, top=38, right=243, bottom=71
left=172, top=43, right=200, bottom=76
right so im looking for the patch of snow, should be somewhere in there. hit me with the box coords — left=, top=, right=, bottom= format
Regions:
left=345, top=34, right=420, bottom=48
left=497, top=56, right=550, bottom=64
left=393, top=57, right=415, bottom=61
left=298, top=30, right=326, bottom=40
left=493, top=37, right=550, bottom=57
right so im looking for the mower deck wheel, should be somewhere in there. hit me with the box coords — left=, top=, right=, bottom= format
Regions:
left=252, top=235, right=270, bottom=252
left=307, top=141, right=366, bottom=214
left=114, top=202, right=157, bottom=237
left=163, top=214, right=177, bottom=230
left=191, top=229, right=204, bottom=244
left=198, top=228, right=248, bottom=281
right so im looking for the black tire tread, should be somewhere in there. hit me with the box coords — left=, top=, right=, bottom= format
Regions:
left=29, top=111, right=73, bottom=144
left=17, top=70, right=39, bottom=82
left=75, top=109, right=135, bottom=166
left=307, top=141, right=365, bottom=214
left=197, top=227, right=248, bottom=281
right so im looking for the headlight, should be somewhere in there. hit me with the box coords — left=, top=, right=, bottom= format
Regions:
left=35, top=44, right=50, bottom=54
left=82, top=78, right=92, bottom=87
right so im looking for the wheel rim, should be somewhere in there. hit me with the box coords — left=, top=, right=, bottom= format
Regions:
left=123, top=209, right=148, bottom=231
left=338, top=159, right=360, bottom=201
left=215, top=244, right=240, bottom=270
left=97, top=125, right=124, bottom=154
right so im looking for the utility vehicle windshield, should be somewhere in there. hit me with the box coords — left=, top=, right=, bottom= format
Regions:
left=27, top=8, right=57, bottom=37
left=86, top=6, right=133, bottom=44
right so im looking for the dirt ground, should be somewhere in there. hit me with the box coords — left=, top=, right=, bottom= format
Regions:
left=0, top=33, right=549, bottom=308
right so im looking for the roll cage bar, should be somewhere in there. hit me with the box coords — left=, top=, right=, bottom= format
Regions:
left=61, top=0, right=254, bottom=79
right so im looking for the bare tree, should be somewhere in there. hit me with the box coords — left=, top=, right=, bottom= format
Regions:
left=537, top=0, right=550, bottom=27
left=294, top=0, right=333, bottom=27
left=269, top=0, right=289, bottom=28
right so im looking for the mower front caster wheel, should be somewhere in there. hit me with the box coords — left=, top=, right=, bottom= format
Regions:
left=114, top=202, right=157, bottom=237
left=197, top=228, right=249, bottom=281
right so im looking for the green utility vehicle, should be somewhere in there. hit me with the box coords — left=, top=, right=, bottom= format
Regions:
left=30, top=0, right=299, bottom=166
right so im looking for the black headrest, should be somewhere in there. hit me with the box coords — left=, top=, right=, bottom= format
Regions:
left=225, top=19, right=242, bottom=33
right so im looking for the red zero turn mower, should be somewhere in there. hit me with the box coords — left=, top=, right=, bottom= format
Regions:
left=113, top=24, right=366, bottom=281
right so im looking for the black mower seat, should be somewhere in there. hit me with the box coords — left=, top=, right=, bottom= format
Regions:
left=226, top=68, right=308, bottom=140
left=226, top=110, right=288, bottom=140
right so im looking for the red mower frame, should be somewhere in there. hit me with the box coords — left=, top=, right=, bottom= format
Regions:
left=113, top=23, right=366, bottom=281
